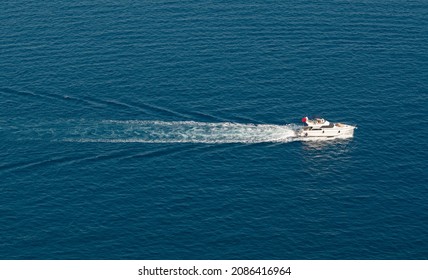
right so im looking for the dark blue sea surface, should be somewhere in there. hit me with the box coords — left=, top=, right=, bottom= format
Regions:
left=0, top=0, right=427, bottom=259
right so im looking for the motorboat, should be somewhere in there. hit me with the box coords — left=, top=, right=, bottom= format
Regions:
left=297, top=117, right=356, bottom=138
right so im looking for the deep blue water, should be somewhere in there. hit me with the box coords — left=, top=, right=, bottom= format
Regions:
left=0, top=0, right=427, bottom=259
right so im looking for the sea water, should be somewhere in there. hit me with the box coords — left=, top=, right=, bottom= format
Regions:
left=0, top=0, right=427, bottom=259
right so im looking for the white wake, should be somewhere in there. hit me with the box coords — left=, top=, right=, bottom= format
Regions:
left=62, top=120, right=299, bottom=144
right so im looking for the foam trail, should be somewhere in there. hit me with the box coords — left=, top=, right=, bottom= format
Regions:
left=61, top=120, right=298, bottom=144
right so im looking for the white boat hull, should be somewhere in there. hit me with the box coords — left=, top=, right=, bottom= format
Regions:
left=298, top=124, right=356, bottom=138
